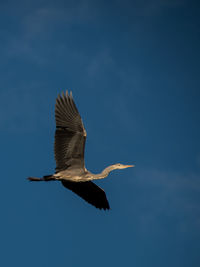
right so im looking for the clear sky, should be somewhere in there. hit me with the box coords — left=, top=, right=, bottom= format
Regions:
left=0, top=0, right=200, bottom=266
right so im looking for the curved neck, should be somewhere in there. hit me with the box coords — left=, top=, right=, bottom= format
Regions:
left=92, top=165, right=116, bottom=180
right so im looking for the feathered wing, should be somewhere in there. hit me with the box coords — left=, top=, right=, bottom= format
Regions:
left=61, top=180, right=110, bottom=210
left=54, top=91, right=86, bottom=172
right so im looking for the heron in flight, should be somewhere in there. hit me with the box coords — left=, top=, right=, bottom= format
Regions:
left=28, top=91, right=134, bottom=210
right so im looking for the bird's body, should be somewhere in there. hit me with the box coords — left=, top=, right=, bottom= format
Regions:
left=54, top=168, right=93, bottom=182
left=28, top=91, right=133, bottom=210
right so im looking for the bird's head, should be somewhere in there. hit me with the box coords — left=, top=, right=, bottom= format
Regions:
left=112, top=163, right=134, bottom=170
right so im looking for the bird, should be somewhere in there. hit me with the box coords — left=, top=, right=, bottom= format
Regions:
left=28, top=91, right=134, bottom=210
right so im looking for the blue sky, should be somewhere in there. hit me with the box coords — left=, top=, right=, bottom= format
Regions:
left=0, top=0, right=200, bottom=266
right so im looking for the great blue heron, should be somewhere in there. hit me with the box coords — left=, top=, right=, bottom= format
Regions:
left=28, top=91, right=134, bottom=210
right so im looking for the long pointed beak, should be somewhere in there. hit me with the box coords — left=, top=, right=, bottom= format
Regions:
left=124, top=164, right=135, bottom=168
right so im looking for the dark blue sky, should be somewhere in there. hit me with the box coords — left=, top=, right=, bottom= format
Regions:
left=0, top=1, right=200, bottom=266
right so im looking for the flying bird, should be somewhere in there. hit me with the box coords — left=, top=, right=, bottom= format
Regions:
left=28, top=91, right=134, bottom=210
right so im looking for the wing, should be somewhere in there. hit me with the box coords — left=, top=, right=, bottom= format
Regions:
left=54, top=91, right=86, bottom=172
left=61, top=180, right=110, bottom=210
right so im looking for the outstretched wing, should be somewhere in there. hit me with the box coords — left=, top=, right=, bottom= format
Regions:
left=54, top=91, right=86, bottom=172
left=61, top=180, right=110, bottom=210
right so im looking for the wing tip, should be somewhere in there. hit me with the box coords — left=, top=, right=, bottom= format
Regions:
left=100, top=205, right=110, bottom=211
left=57, top=90, right=73, bottom=98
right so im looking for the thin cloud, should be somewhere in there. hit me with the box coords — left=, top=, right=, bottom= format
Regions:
left=131, top=168, right=200, bottom=235
left=0, top=85, right=53, bottom=133
left=1, top=3, right=97, bottom=65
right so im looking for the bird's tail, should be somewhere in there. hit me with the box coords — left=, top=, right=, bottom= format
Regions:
left=27, top=175, right=55, bottom=182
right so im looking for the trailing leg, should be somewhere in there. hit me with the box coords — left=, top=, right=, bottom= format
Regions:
left=27, top=175, right=55, bottom=182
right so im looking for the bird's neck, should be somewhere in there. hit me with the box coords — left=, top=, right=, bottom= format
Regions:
left=92, top=165, right=115, bottom=180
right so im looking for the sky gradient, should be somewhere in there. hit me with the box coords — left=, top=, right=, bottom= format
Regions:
left=0, top=1, right=200, bottom=266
